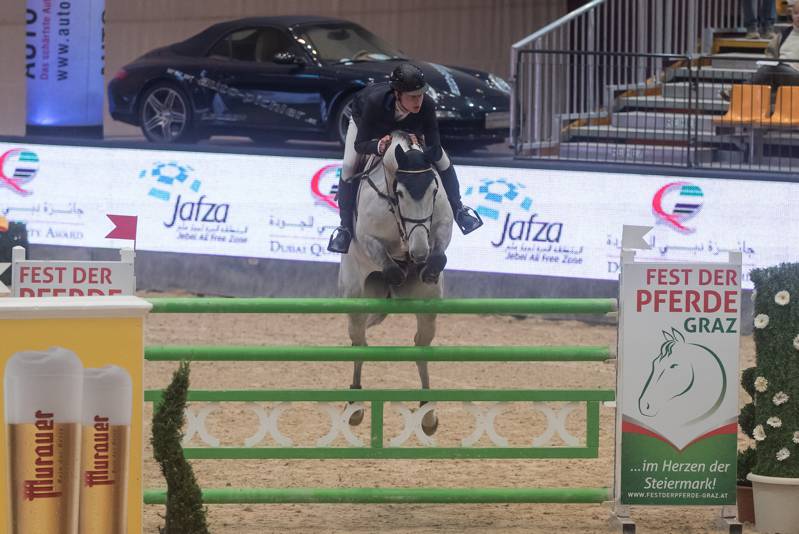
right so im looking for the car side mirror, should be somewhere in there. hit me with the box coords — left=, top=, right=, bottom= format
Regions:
left=273, top=52, right=305, bottom=66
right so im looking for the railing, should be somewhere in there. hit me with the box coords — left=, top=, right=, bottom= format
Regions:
left=511, top=0, right=743, bottom=154
left=143, top=297, right=617, bottom=505
left=509, top=46, right=799, bottom=173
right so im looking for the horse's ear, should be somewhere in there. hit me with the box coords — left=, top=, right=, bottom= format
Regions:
left=394, top=144, right=407, bottom=168
left=662, top=330, right=674, bottom=341
left=671, top=328, right=685, bottom=342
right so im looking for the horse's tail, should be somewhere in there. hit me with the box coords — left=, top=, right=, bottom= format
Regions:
left=366, top=313, right=388, bottom=328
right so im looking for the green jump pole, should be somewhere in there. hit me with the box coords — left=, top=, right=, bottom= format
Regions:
left=144, top=345, right=613, bottom=362
left=146, top=297, right=617, bottom=315
left=144, top=487, right=612, bottom=505
left=144, top=388, right=616, bottom=403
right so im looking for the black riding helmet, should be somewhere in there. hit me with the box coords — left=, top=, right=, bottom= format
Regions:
left=389, top=63, right=427, bottom=93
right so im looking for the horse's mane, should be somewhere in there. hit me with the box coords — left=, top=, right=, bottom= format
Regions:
left=657, top=339, right=677, bottom=361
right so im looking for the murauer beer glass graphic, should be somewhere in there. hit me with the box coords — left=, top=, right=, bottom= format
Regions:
left=79, top=366, right=132, bottom=534
left=4, top=347, right=83, bottom=534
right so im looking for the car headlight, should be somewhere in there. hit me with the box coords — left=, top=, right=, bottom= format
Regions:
left=425, top=85, right=440, bottom=103
left=486, top=73, right=511, bottom=94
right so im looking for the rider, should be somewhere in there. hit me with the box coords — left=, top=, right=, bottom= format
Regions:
left=327, top=63, right=483, bottom=253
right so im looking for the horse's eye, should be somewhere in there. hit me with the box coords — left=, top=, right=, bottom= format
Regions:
left=670, top=363, right=679, bottom=369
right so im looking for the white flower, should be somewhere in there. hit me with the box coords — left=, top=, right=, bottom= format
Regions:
left=775, top=290, right=791, bottom=306
left=777, top=448, right=791, bottom=461
left=773, top=391, right=790, bottom=406
left=751, top=290, right=758, bottom=302
left=794, top=431, right=799, bottom=445
left=754, top=314, right=770, bottom=329
left=754, top=425, right=766, bottom=441
left=755, top=376, right=769, bottom=393
left=768, top=417, right=783, bottom=428
left=794, top=335, right=799, bottom=351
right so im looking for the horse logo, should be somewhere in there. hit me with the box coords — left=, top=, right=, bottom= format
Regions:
left=638, top=328, right=726, bottom=426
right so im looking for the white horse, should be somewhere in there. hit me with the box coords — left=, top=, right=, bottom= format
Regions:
left=338, top=131, right=454, bottom=435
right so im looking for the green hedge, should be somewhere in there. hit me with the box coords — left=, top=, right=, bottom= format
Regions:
left=748, top=263, right=799, bottom=478
left=152, top=362, right=209, bottom=534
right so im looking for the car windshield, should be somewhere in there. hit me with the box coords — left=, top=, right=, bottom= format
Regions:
left=300, top=24, right=406, bottom=63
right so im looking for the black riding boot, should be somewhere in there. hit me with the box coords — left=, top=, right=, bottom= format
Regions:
left=327, top=178, right=357, bottom=253
left=439, top=165, right=483, bottom=235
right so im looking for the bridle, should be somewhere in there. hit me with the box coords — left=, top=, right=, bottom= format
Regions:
left=360, top=151, right=439, bottom=246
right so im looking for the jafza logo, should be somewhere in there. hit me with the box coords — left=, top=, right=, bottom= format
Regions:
left=138, top=162, right=230, bottom=227
left=310, top=163, right=342, bottom=210
left=464, top=178, right=562, bottom=247
left=652, top=182, right=704, bottom=234
left=0, top=148, right=39, bottom=196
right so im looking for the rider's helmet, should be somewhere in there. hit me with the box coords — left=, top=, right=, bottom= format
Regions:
left=389, top=63, right=427, bottom=94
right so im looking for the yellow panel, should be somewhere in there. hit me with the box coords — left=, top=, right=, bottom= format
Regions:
left=0, top=317, right=143, bottom=534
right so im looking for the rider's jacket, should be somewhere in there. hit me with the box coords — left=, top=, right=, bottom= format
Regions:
left=351, top=82, right=440, bottom=156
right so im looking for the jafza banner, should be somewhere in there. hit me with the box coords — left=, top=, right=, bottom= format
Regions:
left=615, top=226, right=741, bottom=506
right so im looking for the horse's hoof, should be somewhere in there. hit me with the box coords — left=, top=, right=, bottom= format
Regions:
left=348, top=408, right=365, bottom=426
left=422, top=414, right=439, bottom=436
left=419, top=401, right=438, bottom=436
left=383, top=265, right=406, bottom=286
left=420, top=253, right=447, bottom=284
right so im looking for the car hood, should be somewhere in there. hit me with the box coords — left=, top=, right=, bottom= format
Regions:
left=334, top=60, right=509, bottom=102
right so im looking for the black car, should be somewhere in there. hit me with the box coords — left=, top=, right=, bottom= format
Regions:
left=108, top=16, right=511, bottom=148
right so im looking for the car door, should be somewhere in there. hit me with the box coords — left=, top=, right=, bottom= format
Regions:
left=205, top=27, right=325, bottom=133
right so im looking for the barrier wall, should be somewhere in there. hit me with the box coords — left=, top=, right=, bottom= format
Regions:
left=3, top=141, right=798, bottom=291
left=143, top=296, right=617, bottom=505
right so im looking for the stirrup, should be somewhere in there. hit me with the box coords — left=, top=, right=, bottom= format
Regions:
left=327, top=226, right=352, bottom=253
left=455, top=206, right=484, bottom=235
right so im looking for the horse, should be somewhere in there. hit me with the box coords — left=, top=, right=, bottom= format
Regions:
left=638, top=328, right=727, bottom=426
left=338, top=131, right=454, bottom=436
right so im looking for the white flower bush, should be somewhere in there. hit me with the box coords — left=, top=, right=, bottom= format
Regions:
left=793, top=334, right=799, bottom=351
left=754, top=425, right=766, bottom=441
left=773, top=391, right=790, bottom=406
left=755, top=376, right=769, bottom=393
left=751, top=289, right=757, bottom=302
left=768, top=416, right=783, bottom=428
left=754, top=314, right=770, bottom=329
left=777, top=448, right=791, bottom=461
left=775, top=290, right=791, bottom=306
left=794, top=431, right=799, bottom=445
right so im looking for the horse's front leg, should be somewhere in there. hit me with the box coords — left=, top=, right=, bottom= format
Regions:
left=359, top=233, right=406, bottom=286
left=346, top=313, right=367, bottom=426
left=415, top=313, right=438, bottom=436
left=420, top=220, right=452, bottom=284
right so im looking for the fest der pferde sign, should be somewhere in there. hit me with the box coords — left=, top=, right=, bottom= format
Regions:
left=616, top=235, right=742, bottom=506
left=10, top=247, right=135, bottom=297
left=0, top=296, right=150, bottom=534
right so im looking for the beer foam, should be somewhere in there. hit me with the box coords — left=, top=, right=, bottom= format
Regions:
left=4, top=347, right=84, bottom=424
left=82, top=366, right=132, bottom=425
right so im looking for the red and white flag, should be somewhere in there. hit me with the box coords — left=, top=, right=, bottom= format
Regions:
left=106, top=214, right=138, bottom=241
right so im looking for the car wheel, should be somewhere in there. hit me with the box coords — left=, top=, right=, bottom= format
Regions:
left=332, top=94, right=356, bottom=147
left=139, top=82, right=195, bottom=144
